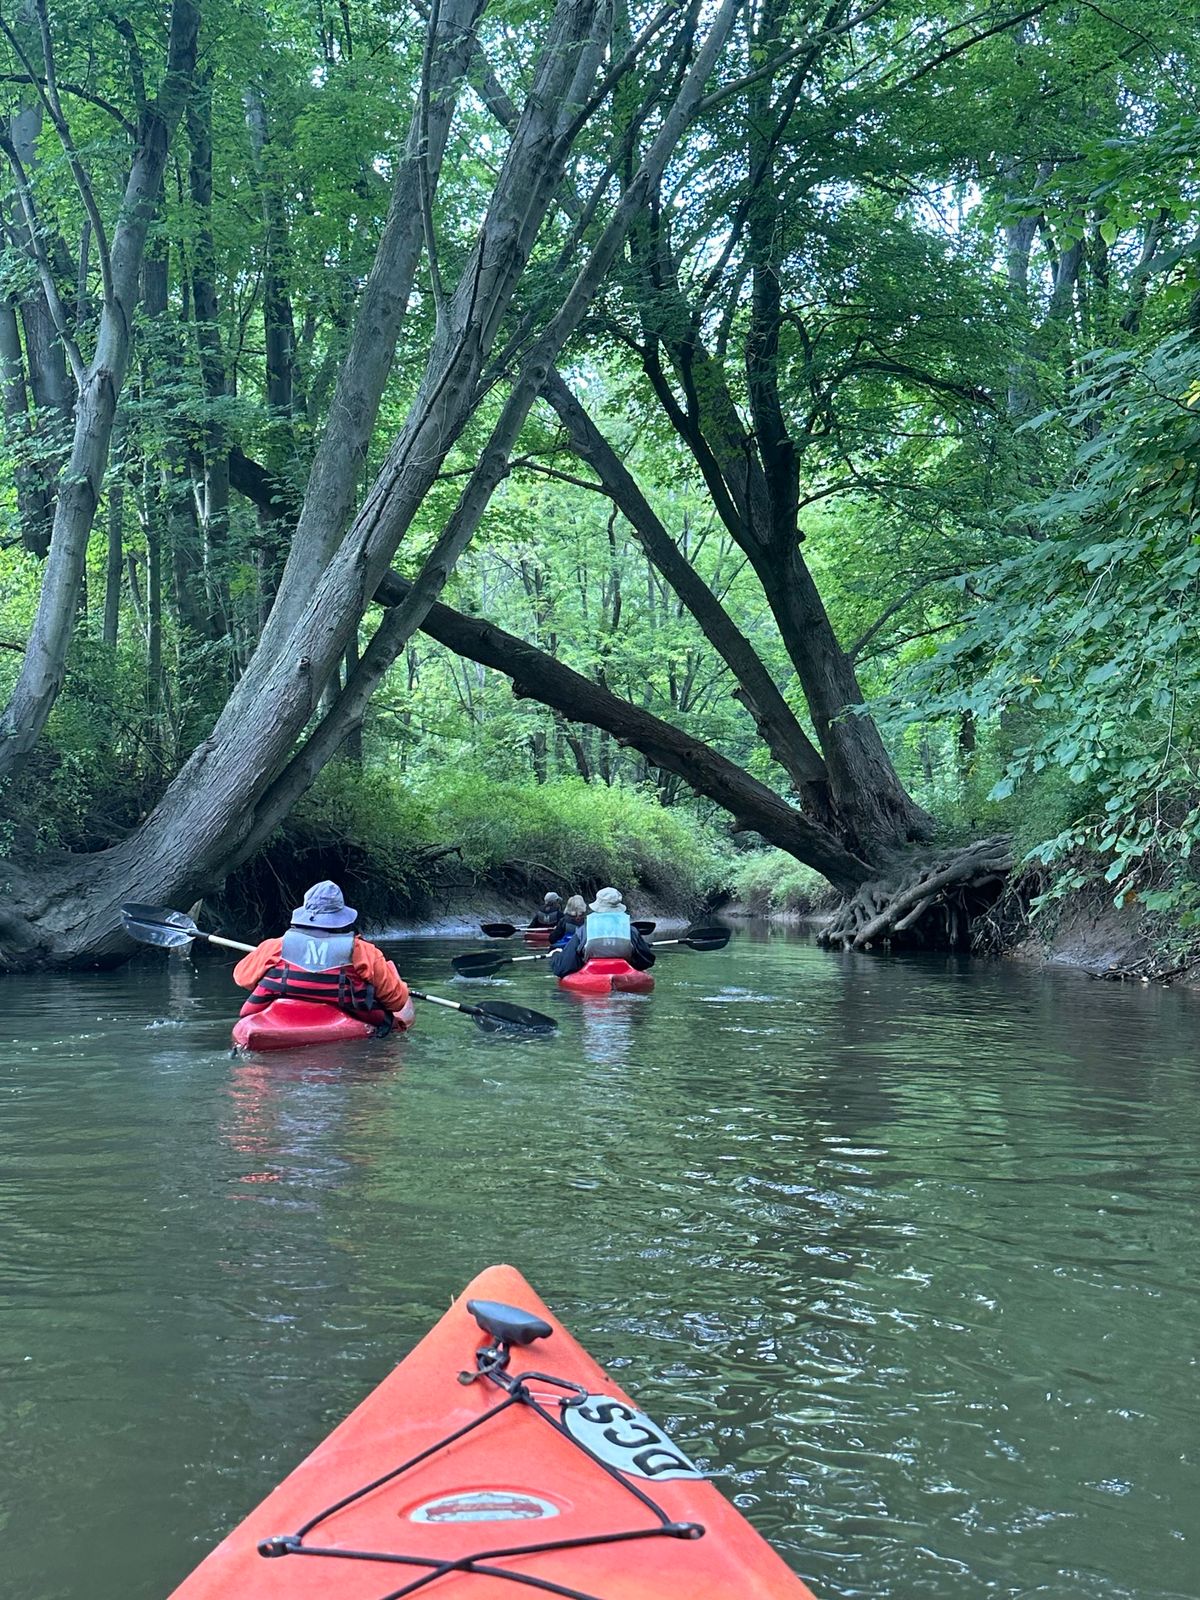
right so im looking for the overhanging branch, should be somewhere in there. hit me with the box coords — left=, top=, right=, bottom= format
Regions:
left=375, top=570, right=871, bottom=890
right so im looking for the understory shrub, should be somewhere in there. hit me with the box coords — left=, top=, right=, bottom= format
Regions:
left=730, top=850, right=832, bottom=915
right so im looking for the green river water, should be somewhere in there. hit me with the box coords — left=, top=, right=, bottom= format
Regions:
left=0, top=927, right=1197, bottom=1600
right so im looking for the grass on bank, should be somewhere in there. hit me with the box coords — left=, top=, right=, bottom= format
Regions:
left=225, top=766, right=736, bottom=929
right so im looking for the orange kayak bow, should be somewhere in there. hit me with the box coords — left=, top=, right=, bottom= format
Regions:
left=170, top=1264, right=817, bottom=1600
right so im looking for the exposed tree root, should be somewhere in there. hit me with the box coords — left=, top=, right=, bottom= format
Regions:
left=817, top=837, right=1014, bottom=952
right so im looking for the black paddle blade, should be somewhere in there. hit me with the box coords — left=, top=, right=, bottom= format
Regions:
left=121, top=903, right=198, bottom=950
left=479, top=921, right=518, bottom=938
left=633, top=919, right=656, bottom=934
left=688, top=930, right=731, bottom=951
left=453, top=951, right=508, bottom=976
left=473, top=1000, right=557, bottom=1034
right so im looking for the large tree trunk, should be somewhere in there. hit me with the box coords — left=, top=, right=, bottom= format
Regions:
left=39, top=0, right=613, bottom=964
left=626, top=173, right=932, bottom=858
left=0, top=0, right=201, bottom=787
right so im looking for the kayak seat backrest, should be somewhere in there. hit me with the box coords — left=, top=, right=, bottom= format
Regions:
left=467, top=1298, right=553, bottom=1347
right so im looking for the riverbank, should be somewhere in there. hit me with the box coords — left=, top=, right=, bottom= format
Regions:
left=1002, top=882, right=1200, bottom=984
left=369, top=889, right=693, bottom=940
left=216, top=768, right=731, bottom=936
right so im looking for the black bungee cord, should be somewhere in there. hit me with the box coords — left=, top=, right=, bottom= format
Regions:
left=257, top=1302, right=706, bottom=1600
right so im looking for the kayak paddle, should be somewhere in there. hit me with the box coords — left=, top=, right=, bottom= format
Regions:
left=120, top=904, right=558, bottom=1035
left=653, top=927, right=731, bottom=953
left=454, top=947, right=557, bottom=976
left=452, top=926, right=730, bottom=977
left=480, top=919, right=656, bottom=938
left=121, top=901, right=253, bottom=954
left=406, top=990, right=556, bottom=1035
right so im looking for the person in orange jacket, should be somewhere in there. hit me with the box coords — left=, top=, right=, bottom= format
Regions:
left=233, top=881, right=410, bottom=1029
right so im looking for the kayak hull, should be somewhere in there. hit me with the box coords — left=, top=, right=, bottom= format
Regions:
left=559, top=957, right=655, bottom=994
left=169, top=1263, right=815, bottom=1600
left=231, top=996, right=416, bottom=1052
left=522, top=926, right=553, bottom=946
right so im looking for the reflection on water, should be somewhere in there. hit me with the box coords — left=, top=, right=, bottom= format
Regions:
left=1, top=930, right=1198, bottom=1600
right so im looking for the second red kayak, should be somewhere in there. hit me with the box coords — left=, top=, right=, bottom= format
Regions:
left=559, top=957, right=655, bottom=994
left=169, top=1263, right=815, bottom=1600
left=232, top=996, right=417, bottom=1051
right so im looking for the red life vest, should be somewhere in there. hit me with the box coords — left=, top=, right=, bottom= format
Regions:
left=239, top=929, right=389, bottom=1024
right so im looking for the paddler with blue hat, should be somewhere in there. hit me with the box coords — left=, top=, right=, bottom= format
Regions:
left=233, top=880, right=410, bottom=1029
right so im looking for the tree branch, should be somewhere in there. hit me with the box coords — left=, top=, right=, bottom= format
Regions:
left=375, top=572, right=872, bottom=890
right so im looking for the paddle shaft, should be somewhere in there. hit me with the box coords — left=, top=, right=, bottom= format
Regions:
left=410, top=989, right=476, bottom=1013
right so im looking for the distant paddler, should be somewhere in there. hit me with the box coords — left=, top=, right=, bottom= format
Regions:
left=553, top=894, right=587, bottom=947
left=527, top=891, right=565, bottom=936
left=549, top=887, right=655, bottom=978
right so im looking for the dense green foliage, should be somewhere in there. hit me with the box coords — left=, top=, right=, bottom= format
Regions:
left=0, top=0, right=1196, bottom=942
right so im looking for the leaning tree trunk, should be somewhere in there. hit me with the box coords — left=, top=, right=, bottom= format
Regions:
left=15, top=0, right=613, bottom=966
left=540, top=367, right=836, bottom=818
left=375, top=576, right=872, bottom=891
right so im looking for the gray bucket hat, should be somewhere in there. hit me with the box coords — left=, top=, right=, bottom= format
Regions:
left=589, top=887, right=625, bottom=913
left=291, top=880, right=357, bottom=929
left=543, top=891, right=563, bottom=906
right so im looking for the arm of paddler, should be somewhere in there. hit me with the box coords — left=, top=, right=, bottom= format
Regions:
left=232, top=937, right=284, bottom=988
left=548, top=926, right=585, bottom=977
left=355, top=940, right=410, bottom=1011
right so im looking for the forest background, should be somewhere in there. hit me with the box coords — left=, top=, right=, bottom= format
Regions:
left=0, top=0, right=1196, bottom=965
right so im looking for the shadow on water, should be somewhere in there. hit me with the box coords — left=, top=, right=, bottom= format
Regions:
left=0, top=928, right=1197, bottom=1600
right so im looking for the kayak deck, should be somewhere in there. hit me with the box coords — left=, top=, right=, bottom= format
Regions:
left=231, top=996, right=416, bottom=1052
left=559, top=958, right=655, bottom=995
left=170, top=1264, right=815, bottom=1599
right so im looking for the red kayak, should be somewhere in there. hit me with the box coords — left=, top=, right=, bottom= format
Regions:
left=559, top=958, right=655, bottom=995
left=232, top=996, right=417, bottom=1052
left=522, top=927, right=553, bottom=946
left=169, top=1263, right=816, bottom=1600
